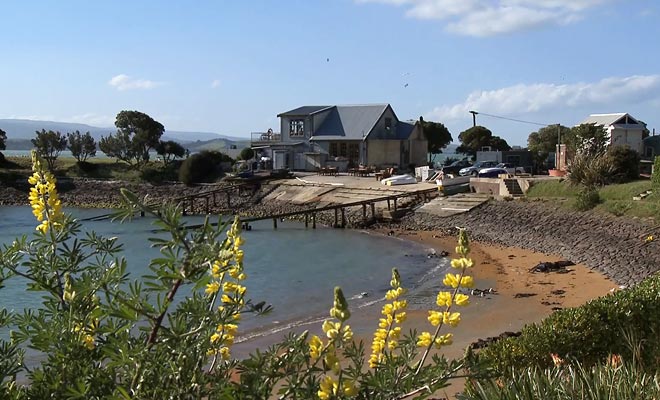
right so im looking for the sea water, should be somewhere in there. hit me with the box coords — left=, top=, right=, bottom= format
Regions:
left=0, top=206, right=448, bottom=339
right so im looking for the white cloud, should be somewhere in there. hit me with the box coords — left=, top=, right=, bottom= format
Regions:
left=425, top=74, right=660, bottom=121
left=356, top=0, right=612, bottom=36
left=108, top=74, right=163, bottom=91
left=210, top=79, right=221, bottom=89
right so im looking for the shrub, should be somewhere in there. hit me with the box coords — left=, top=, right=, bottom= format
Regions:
left=178, top=150, right=229, bottom=185
left=608, top=146, right=640, bottom=183
left=567, top=152, right=613, bottom=188
left=653, top=156, right=660, bottom=189
left=462, top=360, right=660, bottom=400
left=603, top=201, right=632, bottom=217
left=474, top=273, right=660, bottom=375
left=574, top=187, right=600, bottom=211
left=239, top=147, right=255, bottom=161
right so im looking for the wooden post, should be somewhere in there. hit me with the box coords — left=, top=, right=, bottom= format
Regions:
left=387, top=199, right=391, bottom=210
left=362, top=204, right=367, bottom=223
left=226, top=192, right=231, bottom=208
left=305, top=213, right=309, bottom=228
left=213, top=192, right=217, bottom=207
left=273, top=218, right=278, bottom=230
left=334, top=208, right=339, bottom=228
left=312, top=213, right=316, bottom=229
left=370, top=203, right=376, bottom=220
left=341, top=208, right=346, bottom=228
left=140, top=210, right=145, bottom=217
left=190, top=198, right=194, bottom=214
left=205, top=197, right=210, bottom=214
left=394, top=198, right=398, bottom=211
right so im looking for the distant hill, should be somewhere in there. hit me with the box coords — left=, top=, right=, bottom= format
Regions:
left=0, top=119, right=248, bottom=145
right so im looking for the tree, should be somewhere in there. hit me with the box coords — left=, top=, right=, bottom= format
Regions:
left=31, top=129, right=67, bottom=170
left=607, top=146, right=640, bottom=183
left=456, top=125, right=510, bottom=157
left=99, top=110, right=165, bottom=167
left=239, top=147, right=255, bottom=161
left=566, top=123, right=609, bottom=157
left=420, top=117, right=452, bottom=164
left=0, top=128, right=6, bottom=151
left=527, top=124, right=571, bottom=154
left=67, top=130, right=97, bottom=162
left=155, top=140, right=186, bottom=166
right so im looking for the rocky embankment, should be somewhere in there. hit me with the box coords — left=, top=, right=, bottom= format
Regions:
left=398, top=200, right=659, bottom=287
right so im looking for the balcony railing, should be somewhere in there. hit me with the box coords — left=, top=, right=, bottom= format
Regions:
left=251, top=131, right=282, bottom=144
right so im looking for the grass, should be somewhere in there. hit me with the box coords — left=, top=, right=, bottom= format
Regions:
left=0, top=156, right=177, bottom=183
left=526, top=179, right=659, bottom=221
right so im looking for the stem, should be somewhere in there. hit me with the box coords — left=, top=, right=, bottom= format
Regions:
left=145, top=277, right=183, bottom=348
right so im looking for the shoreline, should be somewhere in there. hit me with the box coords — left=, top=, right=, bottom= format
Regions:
left=233, top=227, right=616, bottom=362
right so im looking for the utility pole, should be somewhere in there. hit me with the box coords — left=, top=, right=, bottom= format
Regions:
left=469, top=110, right=478, bottom=127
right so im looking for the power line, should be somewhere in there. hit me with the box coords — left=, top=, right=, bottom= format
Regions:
left=474, top=111, right=554, bottom=127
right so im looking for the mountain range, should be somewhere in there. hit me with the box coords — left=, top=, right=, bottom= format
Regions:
left=0, top=119, right=251, bottom=152
left=0, top=119, right=247, bottom=143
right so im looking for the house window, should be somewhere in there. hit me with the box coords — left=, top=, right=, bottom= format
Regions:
left=348, top=143, right=359, bottom=162
left=289, top=119, right=304, bottom=137
left=330, top=143, right=338, bottom=157
left=385, top=118, right=392, bottom=131
left=340, top=143, right=347, bottom=157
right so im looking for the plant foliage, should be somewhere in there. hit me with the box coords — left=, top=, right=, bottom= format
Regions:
left=420, top=117, right=453, bottom=164
left=178, top=150, right=231, bottom=185
left=457, top=126, right=510, bottom=157
left=31, top=129, right=68, bottom=170
left=653, top=156, right=660, bottom=189
left=155, top=140, right=186, bottom=166
left=99, top=110, right=164, bottom=168
left=67, top=130, right=97, bottom=162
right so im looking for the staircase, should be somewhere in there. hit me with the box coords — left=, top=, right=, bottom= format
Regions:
left=504, top=179, right=524, bottom=197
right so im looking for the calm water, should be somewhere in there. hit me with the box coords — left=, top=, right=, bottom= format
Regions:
left=0, top=206, right=447, bottom=338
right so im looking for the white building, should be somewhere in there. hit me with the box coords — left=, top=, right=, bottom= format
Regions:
left=580, top=113, right=646, bottom=153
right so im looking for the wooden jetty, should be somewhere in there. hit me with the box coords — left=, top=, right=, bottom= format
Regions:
left=187, top=186, right=438, bottom=230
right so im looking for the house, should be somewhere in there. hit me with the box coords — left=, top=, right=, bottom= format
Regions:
left=580, top=113, right=646, bottom=153
left=476, top=149, right=534, bottom=170
left=250, top=104, right=428, bottom=171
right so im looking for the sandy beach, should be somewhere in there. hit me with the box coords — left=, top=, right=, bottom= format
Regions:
left=233, top=228, right=616, bottom=377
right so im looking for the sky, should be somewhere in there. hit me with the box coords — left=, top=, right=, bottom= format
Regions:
left=1, top=0, right=659, bottom=146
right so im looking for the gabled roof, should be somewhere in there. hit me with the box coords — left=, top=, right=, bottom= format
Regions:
left=395, top=121, right=416, bottom=140
left=312, top=104, right=389, bottom=140
left=277, top=106, right=331, bottom=117
left=581, top=113, right=642, bottom=127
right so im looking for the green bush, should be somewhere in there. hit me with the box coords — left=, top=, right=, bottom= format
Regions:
left=653, top=156, right=660, bottom=189
left=574, top=187, right=600, bottom=211
left=475, top=274, right=660, bottom=375
left=602, top=201, right=632, bottom=217
left=178, top=150, right=231, bottom=185
left=608, top=147, right=640, bottom=183
left=462, top=360, right=660, bottom=400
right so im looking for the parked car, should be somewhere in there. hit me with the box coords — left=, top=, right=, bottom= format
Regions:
left=496, top=163, right=526, bottom=175
left=459, top=160, right=498, bottom=176
left=439, top=159, right=472, bottom=176
left=477, top=167, right=509, bottom=178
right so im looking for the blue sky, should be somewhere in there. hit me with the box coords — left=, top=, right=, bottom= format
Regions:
left=1, top=0, right=659, bottom=146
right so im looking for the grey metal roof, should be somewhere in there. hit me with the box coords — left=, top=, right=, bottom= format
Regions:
left=277, top=106, right=331, bottom=117
left=580, top=113, right=635, bottom=126
left=312, top=104, right=389, bottom=140
left=395, top=121, right=415, bottom=140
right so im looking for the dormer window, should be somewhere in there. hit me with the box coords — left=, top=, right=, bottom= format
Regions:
left=290, top=119, right=305, bottom=137
left=385, top=118, right=392, bottom=130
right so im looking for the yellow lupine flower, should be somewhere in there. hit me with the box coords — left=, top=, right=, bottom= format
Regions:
left=205, top=281, right=221, bottom=295
left=436, top=291, right=452, bottom=307
left=455, top=293, right=470, bottom=306
left=394, top=311, right=407, bottom=324
left=428, top=311, right=443, bottom=327
left=343, top=380, right=359, bottom=397
left=382, top=303, right=394, bottom=316
left=82, top=334, right=95, bottom=350
left=443, top=311, right=461, bottom=327
left=318, top=376, right=338, bottom=400
left=450, top=257, right=474, bottom=269
left=309, top=335, right=323, bottom=360
left=417, top=331, right=433, bottom=347
left=434, top=333, right=453, bottom=348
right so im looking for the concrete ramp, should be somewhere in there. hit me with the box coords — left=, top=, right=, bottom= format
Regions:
left=416, top=193, right=490, bottom=217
